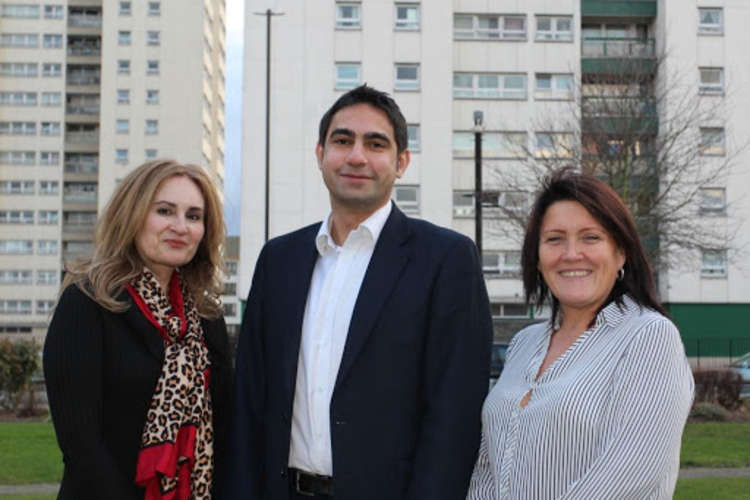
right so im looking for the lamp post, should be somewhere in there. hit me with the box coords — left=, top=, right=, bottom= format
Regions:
left=254, top=9, right=284, bottom=242
left=473, top=110, right=484, bottom=260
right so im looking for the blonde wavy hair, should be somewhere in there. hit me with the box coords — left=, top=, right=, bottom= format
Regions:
left=63, top=160, right=226, bottom=318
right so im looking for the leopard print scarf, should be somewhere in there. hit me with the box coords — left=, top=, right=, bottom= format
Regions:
left=128, top=269, right=214, bottom=500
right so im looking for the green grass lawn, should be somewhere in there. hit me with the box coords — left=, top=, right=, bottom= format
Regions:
left=0, top=423, right=61, bottom=485
left=674, top=477, right=750, bottom=499
left=680, top=421, right=750, bottom=468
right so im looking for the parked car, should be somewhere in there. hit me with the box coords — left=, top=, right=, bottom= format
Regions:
left=489, top=342, right=509, bottom=389
left=729, top=352, right=750, bottom=398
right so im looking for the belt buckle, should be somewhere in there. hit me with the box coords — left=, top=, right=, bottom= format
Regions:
left=294, top=470, right=315, bottom=497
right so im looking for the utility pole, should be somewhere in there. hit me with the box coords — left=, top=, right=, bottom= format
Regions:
left=473, top=110, right=484, bottom=260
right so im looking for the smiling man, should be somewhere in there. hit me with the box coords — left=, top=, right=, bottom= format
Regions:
left=225, top=85, right=493, bottom=500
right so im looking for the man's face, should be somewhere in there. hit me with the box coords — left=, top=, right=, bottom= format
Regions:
left=316, top=103, right=409, bottom=216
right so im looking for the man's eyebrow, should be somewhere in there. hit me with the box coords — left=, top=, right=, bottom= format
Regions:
left=364, top=131, right=391, bottom=144
left=328, top=127, right=355, bottom=139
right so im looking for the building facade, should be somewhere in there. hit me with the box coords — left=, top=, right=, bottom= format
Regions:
left=0, top=0, right=227, bottom=342
left=240, top=0, right=750, bottom=350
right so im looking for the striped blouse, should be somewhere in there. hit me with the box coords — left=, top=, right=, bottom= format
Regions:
left=467, top=296, right=694, bottom=500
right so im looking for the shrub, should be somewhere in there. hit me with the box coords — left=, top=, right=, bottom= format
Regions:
left=693, top=369, right=744, bottom=411
left=690, top=401, right=730, bottom=421
left=0, top=338, right=40, bottom=414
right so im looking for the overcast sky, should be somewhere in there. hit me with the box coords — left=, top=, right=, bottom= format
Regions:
left=224, top=0, right=244, bottom=235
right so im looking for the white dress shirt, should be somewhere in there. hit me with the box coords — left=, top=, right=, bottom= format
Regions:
left=288, top=201, right=392, bottom=475
left=467, top=296, right=694, bottom=499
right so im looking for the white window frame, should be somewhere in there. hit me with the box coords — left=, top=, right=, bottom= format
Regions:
left=0, top=92, right=37, bottom=106
left=0, top=300, right=33, bottom=314
left=535, top=15, right=573, bottom=41
left=38, top=210, right=59, bottom=225
left=535, top=73, right=574, bottom=100
left=1, top=4, right=40, bottom=18
left=119, top=1, right=131, bottom=16
left=147, top=31, right=160, bottom=46
left=0, top=270, right=33, bottom=285
left=118, top=30, right=131, bottom=46
left=0, top=240, right=33, bottom=254
left=41, top=92, right=61, bottom=106
left=116, top=119, right=129, bottom=134
left=0, top=210, right=34, bottom=224
left=407, top=124, right=420, bottom=152
left=43, top=34, right=63, bottom=48
left=699, top=67, right=724, bottom=94
left=335, top=2, right=360, bottom=29
left=147, top=60, right=160, bottom=75
left=699, top=187, right=726, bottom=214
left=535, top=132, right=574, bottom=158
left=145, top=119, right=159, bottom=135
left=117, top=89, right=130, bottom=104
left=395, top=64, right=419, bottom=91
left=392, top=185, right=420, bottom=215
left=39, top=151, right=60, bottom=165
left=0, top=62, right=38, bottom=77
left=44, top=5, right=63, bottom=19
left=41, top=121, right=61, bottom=136
left=701, top=249, right=727, bottom=277
left=482, top=251, right=522, bottom=278
left=148, top=2, right=160, bottom=16
left=38, top=240, right=60, bottom=255
left=395, top=3, right=420, bottom=30
left=36, top=300, right=55, bottom=314
left=37, top=270, right=58, bottom=285
left=146, top=89, right=159, bottom=104
left=0, top=121, right=36, bottom=135
left=39, top=180, right=59, bottom=194
left=698, top=8, right=723, bottom=35
left=117, top=59, right=131, bottom=75
left=0, top=151, right=36, bottom=165
left=453, top=73, right=527, bottom=99
left=42, top=62, right=62, bottom=77
left=699, top=127, right=725, bottom=155
left=452, top=131, right=527, bottom=158
left=115, top=149, right=129, bottom=164
left=453, top=14, right=526, bottom=40
left=490, top=302, right=530, bottom=318
left=145, top=148, right=158, bottom=159
left=0, top=181, right=35, bottom=194
left=335, top=63, right=361, bottom=90
left=0, top=33, right=39, bottom=48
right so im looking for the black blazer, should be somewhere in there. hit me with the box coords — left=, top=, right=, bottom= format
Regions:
left=224, top=206, right=493, bottom=500
left=44, top=284, right=232, bottom=500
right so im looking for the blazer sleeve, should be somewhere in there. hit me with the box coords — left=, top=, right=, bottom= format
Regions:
left=558, top=317, right=694, bottom=499
left=406, top=236, right=493, bottom=500
left=222, top=247, right=268, bottom=498
left=43, top=285, right=141, bottom=500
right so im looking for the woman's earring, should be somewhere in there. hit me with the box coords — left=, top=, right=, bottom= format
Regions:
left=617, top=267, right=625, bottom=281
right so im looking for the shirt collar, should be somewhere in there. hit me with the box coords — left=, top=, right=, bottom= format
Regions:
left=315, top=201, right=393, bottom=256
left=551, top=294, right=640, bottom=331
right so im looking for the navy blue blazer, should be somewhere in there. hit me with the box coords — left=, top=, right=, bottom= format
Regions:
left=224, top=205, right=492, bottom=500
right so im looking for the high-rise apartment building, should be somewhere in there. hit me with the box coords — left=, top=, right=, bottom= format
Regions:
left=241, top=0, right=750, bottom=354
left=0, top=0, right=226, bottom=342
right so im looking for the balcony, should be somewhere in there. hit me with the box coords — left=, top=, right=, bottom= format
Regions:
left=65, top=131, right=98, bottom=144
left=582, top=96, right=658, bottom=135
left=64, top=160, right=98, bottom=175
left=66, top=71, right=100, bottom=86
left=68, top=14, right=102, bottom=28
left=582, top=38, right=656, bottom=76
left=581, top=1, right=656, bottom=19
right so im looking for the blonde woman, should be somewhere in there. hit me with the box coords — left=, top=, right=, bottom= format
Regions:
left=44, top=160, right=231, bottom=499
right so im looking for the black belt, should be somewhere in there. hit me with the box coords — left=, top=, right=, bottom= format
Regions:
left=289, top=467, right=334, bottom=497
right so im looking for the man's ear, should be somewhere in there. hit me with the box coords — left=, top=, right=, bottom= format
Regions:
left=396, top=149, right=410, bottom=178
left=315, top=143, right=324, bottom=169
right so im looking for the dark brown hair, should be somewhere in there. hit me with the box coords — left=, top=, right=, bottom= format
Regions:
left=521, top=168, right=666, bottom=324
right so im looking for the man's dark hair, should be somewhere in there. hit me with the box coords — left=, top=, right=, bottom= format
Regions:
left=521, top=168, right=667, bottom=324
left=318, top=84, right=408, bottom=153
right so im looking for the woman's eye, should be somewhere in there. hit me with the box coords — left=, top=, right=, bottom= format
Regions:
left=187, top=214, right=202, bottom=222
left=156, top=207, right=171, bottom=216
left=584, top=234, right=601, bottom=241
left=545, top=236, right=561, bottom=243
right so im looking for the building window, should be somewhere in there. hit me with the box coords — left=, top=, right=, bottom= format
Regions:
left=335, top=63, right=360, bottom=90
left=453, top=191, right=475, bottom=217
left=37, top=300, right=55, bottom=314
left=39, top=181, right=59, bottom=194
left=395, top=64, right=419, bottom=91
left=0, top=92, right=37, bottom=106
left=407, top=124, right=420, bottom=152
left=147, top=60, right=160, bottom=75
left=0, top=180, right=35, bottom=194
left=699, top=187, right=726, bottom=214
left=699, top=67, right=724, bottom=94
left=43, top=34, right=63, bottom=48
left=482, top=251, right=522, bottom=278
left=0, top=240, right=33, bottom=254
left=453, top=14, right=526, bottom=40
left=145, top=149, right=158, bottom=159
left=699, top=127, right=725, bottom=155
left=38, top=210, right=59, bottom=225
left=118, top=60, right=131, bottom=75
left=224, top=303, right=237, bottom=317
left=535, top=132, right=574, bottom=158
left=335, top=2, right=360, bottom=28
left=0, top=62, right=38, bottom=77
left=490, top=302, right=529, bottom=318
left=0, top=270, right=33, bottom=285
left=0, top=211, right=34, bottom=224
left=145, top=120, right=159, bottom=135
left=701, top=249, right=727, bottom=277
left=0, top=151, right=35, bottom=165
left=147, top=31, right=160, bottom=46
left=0, top=33, right=39, bottom=48
left=392, top=185, right=420, bottom=214
left=452, top=132, right=527, bottom=158
left=41, top=122, right=61, bottom=136
left=453, top=73, right=527, bottom=99
left=535, top=16, right=573, bottom=41
left=119, top=1, right=131, bottom=15
left=39, top=151, right=60, bottom=165
left=41, top=92, right=61, bottom=106
left=0, top=121, right=36, bottom=135
left=1, top=4, right=40, bottom=18
left=698, top=8, right=723, bottom=35
left=225, top=261, right=238, bottom=276
left=44, top=5, right=63, bottom=19
left=37, top=270, right=58, bottom=285
left=0, top=300, right=33, bottom=314
left=117, top=89, right=130, bottom=104
left=116, top=149, right=129, bottom=164
left=146, top=89, right=159, bottom=104
left=148, top=2, right=160, bottom=16
left=42, top=63, right=62, bottom=77
left=118, top=30, right=131, bottom=46
left=481, top=191, right=531, bottom=217
left=116, top=119, right=130, bottom=134
left=37, top=240, right=59, bottom=255
left=535, top=73, right=573, bottom=100
left=223, top=282, right=237, bottom=296
left=395, top=4, right=419, bottom=30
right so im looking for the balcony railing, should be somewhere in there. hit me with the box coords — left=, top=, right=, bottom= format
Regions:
left=64, top=161, right=98, bottom=174
left=65, top=131, right=98, bottom=144
left=67, top=72, right=100, bottom=85
left=68, top=15, right=102, bottom=28
left=63, top=223, right=95, bottom=232
left=582, top=37, right=655, bottom=58
left=582, top=96, right=656, bottom=116
left=66, top=104, right=100, bottom=115
left=68, top=46, right=101, bottom=57
left=63, top=192, right=97, bottom=203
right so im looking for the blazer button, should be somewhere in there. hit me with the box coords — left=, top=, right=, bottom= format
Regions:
left=280, top=468, right=286, bottom=477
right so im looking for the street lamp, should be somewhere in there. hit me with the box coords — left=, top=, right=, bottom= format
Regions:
left=473, top=110, right=484, bottom=260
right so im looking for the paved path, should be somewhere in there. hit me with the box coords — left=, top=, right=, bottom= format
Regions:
left=1, top=468, right=750, bottom=495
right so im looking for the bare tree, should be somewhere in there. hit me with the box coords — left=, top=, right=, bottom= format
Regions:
left=483, top=46, right=746, bottom=278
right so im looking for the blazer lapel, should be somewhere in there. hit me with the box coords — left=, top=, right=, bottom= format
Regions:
left=120, top=291, right=165, bottom=361
left=334, top=206, right=412, bottom=390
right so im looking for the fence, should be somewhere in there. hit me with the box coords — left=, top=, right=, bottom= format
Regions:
left=684, top=338, right=750, bottom=370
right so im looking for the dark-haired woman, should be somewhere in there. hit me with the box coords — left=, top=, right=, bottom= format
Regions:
left=467, top=170, right=693, bottom=499
left=44, top=160, right=231, bottom=499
